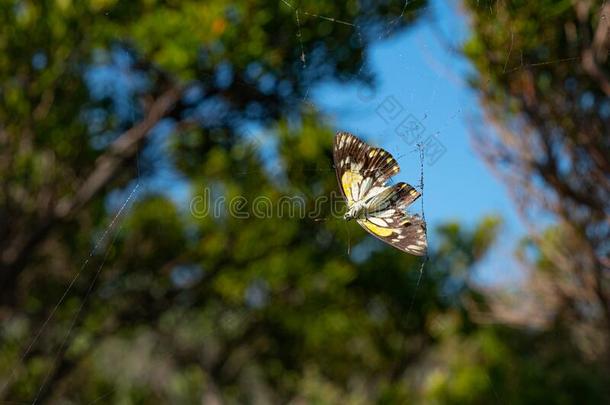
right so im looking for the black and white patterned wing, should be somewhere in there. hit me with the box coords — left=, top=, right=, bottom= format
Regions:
left=357, top=212, right=427, bottom=256
left=364, top=182, right=421, bottom=214
left=333, top=132, right=400, bottom=204
left=355, top=182, right=427, bottom=256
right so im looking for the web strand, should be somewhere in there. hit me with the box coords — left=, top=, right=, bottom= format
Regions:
left=30, top=224, right=124, bottom=404
left=280, top=1, right=367, bottom=103
left=0, top=183, right=139, bottom=398
left=345, top=221, right=352, bottom=255
left=391, top=141, right=428, bottom=379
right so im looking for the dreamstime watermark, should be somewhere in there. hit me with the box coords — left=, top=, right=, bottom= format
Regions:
left=190, top=188, right=349, bottom=219
left=356, top=87, right=447, bottom=165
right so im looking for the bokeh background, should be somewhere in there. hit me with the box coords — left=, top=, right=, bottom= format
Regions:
left=1, top=0, right=609, bottom=403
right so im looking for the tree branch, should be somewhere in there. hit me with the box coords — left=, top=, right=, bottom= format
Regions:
left=54, top=85, right=184, bottom=218
left=0, top=85, right=184, bottom=301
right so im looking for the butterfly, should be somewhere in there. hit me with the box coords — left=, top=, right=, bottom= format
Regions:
left=333, top=132, right=427, bottom=256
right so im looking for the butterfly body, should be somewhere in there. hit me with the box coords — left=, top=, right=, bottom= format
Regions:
left=333, top=132, right=428, bottom=256
left=343, top=199, right=366, bottom=221
left=343, top=185, right=393, bottom=220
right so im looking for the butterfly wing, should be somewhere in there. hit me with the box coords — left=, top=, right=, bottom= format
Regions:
left=333, top=132, right=400, bottom=204
left=357, top=212, right=427, bottom=256
left=363, top=182, right=420, bottom=214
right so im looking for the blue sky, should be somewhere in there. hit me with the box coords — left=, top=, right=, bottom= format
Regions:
left=313, top=0, right=525, bottom=283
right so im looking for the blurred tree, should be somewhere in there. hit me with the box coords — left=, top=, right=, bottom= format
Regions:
left=463, top=0, right=610, bottom=368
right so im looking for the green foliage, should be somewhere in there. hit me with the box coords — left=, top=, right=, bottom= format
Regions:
left=0, top=0, right=608, bottom=403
